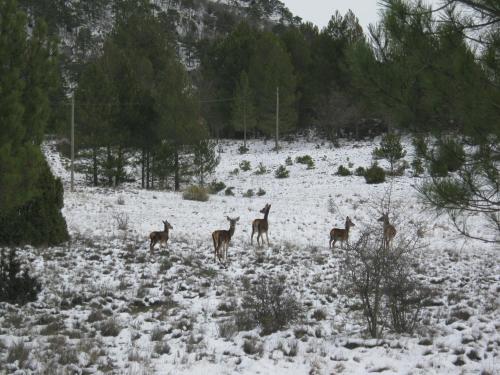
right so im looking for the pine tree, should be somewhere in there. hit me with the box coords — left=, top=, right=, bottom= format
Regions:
left=231, top=72, right=256, bottom=146
left=193, top=139, right=220, bottom=187
left=0, top=0, right=68, bottom=246
left=249, top=32, right=297, bottom=138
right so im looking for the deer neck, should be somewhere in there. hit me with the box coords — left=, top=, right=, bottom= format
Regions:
left=263, top=208, right=270, bottom=221
left=345, top=221, right=351, bottom=234
left=228, top=225, right=235, bottom=239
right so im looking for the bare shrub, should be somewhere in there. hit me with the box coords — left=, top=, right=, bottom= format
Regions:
left=239, top=275, right=303, bottom=335
left=7, top=341, right=30, bottom=368
left=340, top=220, right=429, bottom=337
left=100, top=318, right=122, bottom=337
left=113, top=212, right=129, bottom=231
left=242, top=337, right=263, bottom=356
left=218, top=319, right=238, bottom=340
left=183, top=185, right=209, bottom=202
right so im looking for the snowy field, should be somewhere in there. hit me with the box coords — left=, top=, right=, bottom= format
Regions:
left=0, top=137, right=498, bottom=374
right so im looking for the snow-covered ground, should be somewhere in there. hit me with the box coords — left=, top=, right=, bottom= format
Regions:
left=1, top=137, right=498, bottom=374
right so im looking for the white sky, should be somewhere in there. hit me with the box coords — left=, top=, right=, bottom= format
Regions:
left=281, top=0, right=440, bottom=31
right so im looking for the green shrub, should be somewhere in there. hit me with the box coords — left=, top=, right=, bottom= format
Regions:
left=364, top=163, right=386, bottom=184
left=239, top=160, right=251, bottom=171
left=208, top=180, right=226, bottom=194
left=275, top=165, right=290, bottom=178
left=336, top=165, right=352, bottom=176
left=243, top=189, right=254, bottom=198
left=238, top=145, right=249, bottom=154
left=0, top=249, right=41, bottom=305
left=229, top=168, right=239, bottom=176
left=411, top=158, right=424, bottom=176
left=254, top=162, right=268, bottom=175
left=430, top=139, right=465, bottom=176
left=225, top=187, right=235, bottom=196
left=355, top=166, right=366, bottom=176
left=296, top=155, right=315, bottom=169
left=257, top=188, right=266, bottom=196
left=285, top=156, right=293, bottom=166
left=182, top=185, right=209, bottom=202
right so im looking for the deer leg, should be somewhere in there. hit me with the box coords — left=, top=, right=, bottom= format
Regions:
left=251, top=228, right=255, bottom=245
left=332, top=239, right=337, bottom=249
left=265, top=231, right=269, bottom=246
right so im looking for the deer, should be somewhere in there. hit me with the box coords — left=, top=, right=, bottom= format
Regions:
left=212, top=216, right=239, bottom=264
left=330, top=216, right=355, bottom=249
left=251, top=203, right=271, bottom=246
left=378, top=213, right=396, bottom=249
left=149, top=220, right=173, bottom=251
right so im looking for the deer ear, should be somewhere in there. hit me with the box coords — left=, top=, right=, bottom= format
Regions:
left=236, top=217, right=240, bottom=222
left=227, top=216, right=231, bottom=221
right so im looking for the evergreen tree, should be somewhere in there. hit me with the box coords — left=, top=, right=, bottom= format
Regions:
left=0, top=0, right=68, bottom=246
left=192, top=139, right=220, bottom=187
left=231, top=72, right=256, bottom=146
left=373, top=132, right=407, bottom=175
left=249, top=32, right=297, bottom=138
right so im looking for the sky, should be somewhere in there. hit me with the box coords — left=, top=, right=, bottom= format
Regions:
left=281, top=0, right=440, bottom=31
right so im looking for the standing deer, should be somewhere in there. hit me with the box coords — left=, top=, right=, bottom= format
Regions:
left=378, top=213, right=396, bottom=249
left=330, top=216, right=355, bottom=249
left=150, top=220, right=173, bottom=251
left=212, top=216, right=239, bottom=264
left=251, top=203, right=271, bottom=246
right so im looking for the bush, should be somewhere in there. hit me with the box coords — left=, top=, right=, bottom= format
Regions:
left=243, top=189, right=254, bottom=198
left=229, top=168, right=239, bottom=176
left=355, top=166, right=366, bottom=176
left=257, top=188, right=266, bottom=196
left=275, top=165, right=290, bottom=179
left=224, top=187, right=235, bottom=196
left=254, top=162, right=268, bottom=175
left=364, top=163, right=386, bottom=184
left=430, top=139, right=465, bottom=176
left=336, top=165, right=352, bottom=176
left=239, top=160, right=251, bottom=171
left=296, top=155, right=315, bottom=169
left=182, top=185, right=209, bottom=202
left=411, top=158, right=424, bottom=177
left=238, top=145, right=249, bottom=154
left=0, top=249, right=41, bottom=305
left=340, top=222, right=429, bottom=337
left=285, top=156, right=293, bottom=166
left=208, top=180, right=226, bottom=194
left=240, top=275, right=302, bottom=335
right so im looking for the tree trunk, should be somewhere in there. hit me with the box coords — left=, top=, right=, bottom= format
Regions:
left=92, top=147, right=98, bottom=186
left=141, top=148, right=145, bottom=189
left=146, top=150, right=150, bottom=189
left=174, top=146, right=180, bottom=191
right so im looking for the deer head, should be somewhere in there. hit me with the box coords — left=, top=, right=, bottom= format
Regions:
left=226, top=216, right=240, bottom=227
left=346, top=216, right=355, bottom=229
left=260, top=204, right=271, bottom=214
left=163, top=220, right=173, bottom=231
left=377, top=214, right=389, bottom=225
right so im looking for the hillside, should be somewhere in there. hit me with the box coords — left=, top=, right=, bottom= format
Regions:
left=0, top=138, right=498, bottom=374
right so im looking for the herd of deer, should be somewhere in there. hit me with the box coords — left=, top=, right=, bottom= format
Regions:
left=149, top=203, right=397, bottom=265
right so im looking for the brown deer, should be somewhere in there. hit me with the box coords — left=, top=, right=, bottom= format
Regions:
left=251, top=203, right=271, bottom=246
left=330, top=216, right=355, bottom=249
left=378, top=213, right=396, bottom=249
left=150, top=220, right=173, bottom=251
left=212, top=216, right=239, bottom=264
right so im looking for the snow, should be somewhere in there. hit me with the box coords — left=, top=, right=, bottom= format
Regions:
left=0, top=137, right=498, bottom=374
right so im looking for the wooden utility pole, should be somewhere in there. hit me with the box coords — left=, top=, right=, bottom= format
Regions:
left=70, top=94, right=75, bottom=192
left=275, top=86, right=279, bottom=153
left=243, top=97, right=247, bottom=148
